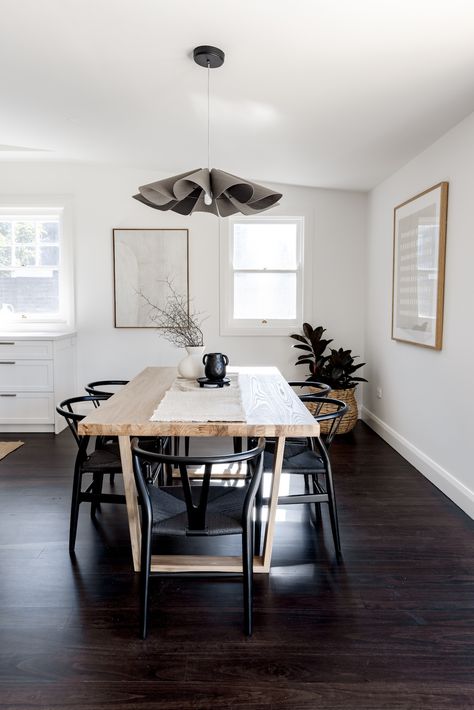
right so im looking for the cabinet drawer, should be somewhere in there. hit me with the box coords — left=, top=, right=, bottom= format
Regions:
left=0, top=360, right=54, bottom=391
left=0, top=392, right=54, bottom=424
left=0, top=340, right=53, bottom=360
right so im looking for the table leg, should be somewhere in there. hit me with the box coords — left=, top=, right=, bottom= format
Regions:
left=118, top=436, right=141, bottom=571
left=120, top=434, right=284, bottom=575
left=262, top=435, right=285, bottom=572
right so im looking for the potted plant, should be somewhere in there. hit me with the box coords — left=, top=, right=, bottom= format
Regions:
left=290, top=324, right=367, bottom=434
left=290, top=323, right=333, bottom=379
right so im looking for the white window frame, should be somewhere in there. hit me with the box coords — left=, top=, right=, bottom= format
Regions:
left=220, top=215, right=308, bottom=336
left=0, top=195, right=74, bottom=331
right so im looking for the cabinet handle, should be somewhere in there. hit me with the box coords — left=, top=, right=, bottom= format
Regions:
left=0, top=342, right=15, bottom=345
left=0, top=361, right=15, bottom=365
left=0, top=393, right=16, bottom=397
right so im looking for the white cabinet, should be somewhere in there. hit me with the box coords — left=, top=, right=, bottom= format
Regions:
left=0, top=360, right=54, bottom=391
left=0, top=332, right=76, bottom=433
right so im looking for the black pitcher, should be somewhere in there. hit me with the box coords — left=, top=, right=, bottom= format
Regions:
left=202, top=352, right=229, bottom=381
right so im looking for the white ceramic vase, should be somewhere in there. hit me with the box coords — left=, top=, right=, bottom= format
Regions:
left=177, top=346, right=205, bottom=379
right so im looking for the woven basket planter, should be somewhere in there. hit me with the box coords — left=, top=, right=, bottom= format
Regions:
left=307, top=386, right=359, bottom=435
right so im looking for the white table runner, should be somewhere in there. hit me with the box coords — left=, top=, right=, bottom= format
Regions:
left=150, top=374, right=246, bottom=422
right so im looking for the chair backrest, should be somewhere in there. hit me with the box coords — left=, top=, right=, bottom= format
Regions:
left=131, top=438, right=265, bottom=535
left=298, top=395, right=348, bottom=449
left=56, top=395, right=108, bottom=451
left=84, top=380, right=129, bottom=406
left=288, top=381, right=331, bottom=397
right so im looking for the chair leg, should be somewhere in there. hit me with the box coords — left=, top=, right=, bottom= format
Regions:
left=184, top=437, right=190, bottom=457
left=69, top=463, right=82, bottom=554
left=173, top=436, right=180, bottom=456
left=110, top=473, right=115, bottom=485
left=140, top=522, right=152, bottom=640
left=312, top=476, right=323, bottom=526
left=156, top=463, right=165, bottom=487
left=90, top=473, right=104, bottom=519
left=304, top=475, right=322, bottom=527
left=325, top=465, right=342, bottom=560
left=233, top=437, right=243, bottom=453
left=242, top=525, right=254, bottom=636
left=304, top=473, right=311, bottom=494
left=164, top=438, right=173, bottom=485
left=254, top=481, right=263, bottom=556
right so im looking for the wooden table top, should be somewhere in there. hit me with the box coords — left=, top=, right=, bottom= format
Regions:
left=78, top=366, right=320, bottom=438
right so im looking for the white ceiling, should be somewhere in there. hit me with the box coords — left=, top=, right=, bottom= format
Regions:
left=1, top=0, right=474, bottom=190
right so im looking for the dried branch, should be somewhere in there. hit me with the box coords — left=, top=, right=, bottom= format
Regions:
left=139, top=279, right=206, bottom=348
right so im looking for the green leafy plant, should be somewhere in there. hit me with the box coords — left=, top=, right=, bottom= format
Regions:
left=290, top=323, right=333, bottom=380
left=318, top=347, right=367, bottom=390
left=290, top=323, right=367, bottom=389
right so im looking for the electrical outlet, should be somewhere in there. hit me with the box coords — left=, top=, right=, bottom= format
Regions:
left=376, top=386, right=383, bottom=399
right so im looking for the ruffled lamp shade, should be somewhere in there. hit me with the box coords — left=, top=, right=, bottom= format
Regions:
left=133, top=168, right=282, bottom=217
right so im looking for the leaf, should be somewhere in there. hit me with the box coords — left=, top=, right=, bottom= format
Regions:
left=292, top=344, right=313, bottom=352
left=312, top=339, right=332, bottom=356
left=295, top=355, right=314, bottom=365
left=290, top=334, right=308, bottom=344
left=302, top=322, right=314, bottom=338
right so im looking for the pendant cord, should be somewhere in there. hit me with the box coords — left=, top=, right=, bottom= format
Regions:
left=207, top=60, right=210, bottom=174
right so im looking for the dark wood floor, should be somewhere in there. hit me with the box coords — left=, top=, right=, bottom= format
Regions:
left=0, top=423, right=473, bottom=709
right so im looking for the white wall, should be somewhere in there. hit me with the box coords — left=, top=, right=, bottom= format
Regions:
left=364, top=111, right=474, bottom=519
left=0, top=163, right=366, bottom=390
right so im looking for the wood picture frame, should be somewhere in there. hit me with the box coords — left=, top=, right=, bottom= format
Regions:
left=113, top=228, right=189, bottom=328
left=392, top=182, right=448, bottom=349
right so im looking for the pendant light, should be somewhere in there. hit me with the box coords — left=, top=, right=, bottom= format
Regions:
left=133, top=45, right=282, bottom=217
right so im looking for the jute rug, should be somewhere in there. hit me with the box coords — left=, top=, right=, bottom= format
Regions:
left=0, top=441, right=24, bottom=460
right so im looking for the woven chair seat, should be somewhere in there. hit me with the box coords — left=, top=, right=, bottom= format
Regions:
left=83, top=448, right=123, bottom=474
left=264, top=442, right=325, bottom=474
left=149, top=485, right=247, bottom=536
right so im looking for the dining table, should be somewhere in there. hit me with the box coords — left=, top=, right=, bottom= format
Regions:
left=78, top=366, right=319, bottom=574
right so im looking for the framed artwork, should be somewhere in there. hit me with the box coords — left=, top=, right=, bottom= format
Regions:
left=392, top=182, right=448, bottom=350
left=113, top=228, right=189, bottom=328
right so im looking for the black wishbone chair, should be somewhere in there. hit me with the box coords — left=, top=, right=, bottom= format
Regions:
left=56, top=395, right=127, bottom=553
left=84, top=380, right=130, bottom=484
left=131, top=437, right=265, bottom=639
left=86, top=378, right=187, bottom=459
left=84, top=379, right=130, bottom=401
left=263, top=395, right=348, bottom=560
left=85, top=379, right=173, bottom=483
left=287, top=380, right=331, bottom=397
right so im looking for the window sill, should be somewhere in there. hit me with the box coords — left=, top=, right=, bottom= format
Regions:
left=220, top=323, right=299, bottom=337
left=0, top=321, right=73, bottom=333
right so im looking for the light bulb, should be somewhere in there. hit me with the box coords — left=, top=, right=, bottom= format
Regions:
left=204, top=192, right=213, bottom=206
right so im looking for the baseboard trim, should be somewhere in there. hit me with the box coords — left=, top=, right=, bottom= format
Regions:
left=0, top=424, right=54, bottom=433
left=361, top=406, right=474, bottom=520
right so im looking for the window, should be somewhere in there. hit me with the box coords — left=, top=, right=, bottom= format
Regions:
left=0, top=199, right=74, bottom=328
left=220, top=216, right=306, bottom=335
